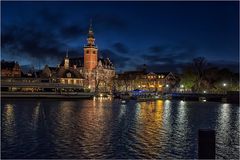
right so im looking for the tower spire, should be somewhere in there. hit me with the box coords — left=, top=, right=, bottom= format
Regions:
left=64, top=48, right=69, bottom=69
left=66, top=48, right=69, bottom=58
left=89, top=18, right=93, bottom=31
left=88, top=19, right=94, bottom=39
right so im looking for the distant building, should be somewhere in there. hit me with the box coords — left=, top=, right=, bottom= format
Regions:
left=114, top=66, right=179, bottom=92
left=41, top=23, right=115, bottom=92
left=1, top=60, right=21, bottom=78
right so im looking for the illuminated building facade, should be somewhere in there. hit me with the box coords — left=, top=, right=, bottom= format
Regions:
left=41, top=23, right=115, bottom=92
left=114, top=68, right=179, bottom=92
left=1, top=60, right=21, bottom=78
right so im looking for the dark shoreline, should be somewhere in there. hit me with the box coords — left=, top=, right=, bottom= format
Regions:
left=170, top=92, right=239, bottom=104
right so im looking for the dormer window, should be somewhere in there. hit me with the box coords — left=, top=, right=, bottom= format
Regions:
left=66, top=72, right=71, bottom=78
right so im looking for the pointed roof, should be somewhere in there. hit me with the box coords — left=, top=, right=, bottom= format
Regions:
left=66, top=48, right=69, bottom=58
left=88, top=19, right=94, bottom=38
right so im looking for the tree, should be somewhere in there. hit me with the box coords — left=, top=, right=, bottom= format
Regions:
left=204, top=67, right=219, bottom=91
left=180, top=66, right=197, bottom=91
left=192, top=57, right=208, bottom=92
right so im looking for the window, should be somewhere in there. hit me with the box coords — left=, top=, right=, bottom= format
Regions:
left=86, top=50, right=89, bottom=54
left=66, top=72, right=71, bottom=78
left=93, top=51, right=96, bottom=54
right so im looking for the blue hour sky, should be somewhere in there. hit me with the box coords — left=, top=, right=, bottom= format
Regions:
left=1, top=1, right=239, bottom=72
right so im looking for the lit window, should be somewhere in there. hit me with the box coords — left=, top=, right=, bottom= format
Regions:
left=66, top=72, right=71, bottom=78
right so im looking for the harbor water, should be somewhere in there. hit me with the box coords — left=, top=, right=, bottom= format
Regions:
left=1, top=99, right=239, bottom=159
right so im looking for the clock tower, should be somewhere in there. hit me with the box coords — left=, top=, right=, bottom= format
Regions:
left=84, top=22, right=98, bottom=72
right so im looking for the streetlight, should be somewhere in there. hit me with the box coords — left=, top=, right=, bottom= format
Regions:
left=223, top=83, right=227, bottom=94
left=166, top=84, right=169, bottom=87
left=180, top=84, right=184, bottom=93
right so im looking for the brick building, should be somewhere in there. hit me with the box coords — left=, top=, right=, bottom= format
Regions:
left=1, top=60, right=21, bottom=78
left=41, top=23, right=115, bottom=92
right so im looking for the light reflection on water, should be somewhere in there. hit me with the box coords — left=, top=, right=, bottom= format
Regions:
left=1, top=99, right=239, bottom=159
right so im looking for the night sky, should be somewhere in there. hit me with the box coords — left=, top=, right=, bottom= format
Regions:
left=1, top=1, right=239, bottom=73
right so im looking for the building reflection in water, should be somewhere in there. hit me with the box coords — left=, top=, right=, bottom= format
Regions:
left=75, top=99, right=113, bottom=158
left=134, top=100, right=165, bottom=158
left=119, top=104, right=126, bottom=119
left=2, top=104, right=16, bottom=144
left=1, top=99, right=239, bottom=159
left=31, top=102, right=40, bottom=130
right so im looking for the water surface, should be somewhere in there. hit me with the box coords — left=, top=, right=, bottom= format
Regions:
left=1, top=99, right=239, bottom=159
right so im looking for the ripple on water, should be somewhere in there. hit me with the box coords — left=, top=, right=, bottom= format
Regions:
left=1, top=99, right=239, bottom=159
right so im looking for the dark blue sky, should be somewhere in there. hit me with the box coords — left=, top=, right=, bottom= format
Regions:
left=1, top=1, right=239, bottom=72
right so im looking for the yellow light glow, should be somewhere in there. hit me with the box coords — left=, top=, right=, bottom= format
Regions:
left=158, top=85, right=162, bottom=88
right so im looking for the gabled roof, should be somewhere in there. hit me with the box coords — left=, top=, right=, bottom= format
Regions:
left=60, top=57, right=84, bottom=68
left=49, top=67, right=58, bottom=71
left=58, top=68, right=84, bottom=79
left=1, top=60, right=20, bottom=70
left=154, top=72, right=171, bottom=76
left=98, top=57, right=114, bottom=69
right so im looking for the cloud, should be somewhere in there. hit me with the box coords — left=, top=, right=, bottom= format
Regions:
left=1, top=6, right=129, bottom=66
left=60, top=24, right=86, bottom=39
left=149, top=46, right=165, bottom=53
left=131, top=45, right=199, bottom=73
left=112, top=42, right=129, bottom=54
left=90, top=13, right=127, bottom=32
left=99, top=49, right=130, bottom=69
left=209, top=60, right=239, bottom=73
left=1, top=22, right=68, bottom=65
left=1, top=9, right=86, bottom=66
left=38, top=8, right=65, bottom=27
left=142, top=45, right=197, bottom=64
